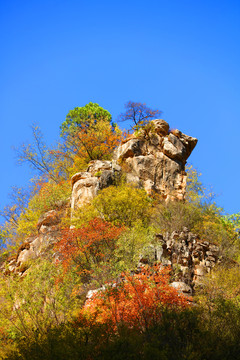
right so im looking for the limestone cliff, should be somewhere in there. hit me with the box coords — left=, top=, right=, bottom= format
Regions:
left=71, top=119, right=198, bottom=211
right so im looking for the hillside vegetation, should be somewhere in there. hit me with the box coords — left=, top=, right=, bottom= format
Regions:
left=0, top=102, right=240, bottom=360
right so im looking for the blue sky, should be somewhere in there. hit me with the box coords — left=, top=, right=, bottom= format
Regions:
left=0, top=0, right=240, bottom=222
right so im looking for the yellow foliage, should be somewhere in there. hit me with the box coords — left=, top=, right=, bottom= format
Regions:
left=197, top=264, right=240, bottom=306
left=17, top=206, right=41, bottom=237
left=93, top=184, right=152, bottom=227
left=70, top=203, right=98, bottom=229
left=17, top=180, right=71, bottom=237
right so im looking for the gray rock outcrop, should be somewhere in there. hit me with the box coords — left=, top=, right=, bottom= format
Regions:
left=137, top=227, right=223, bottom=293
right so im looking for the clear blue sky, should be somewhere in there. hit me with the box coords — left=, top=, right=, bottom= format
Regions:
left=0, top=0, right=240, bottom=222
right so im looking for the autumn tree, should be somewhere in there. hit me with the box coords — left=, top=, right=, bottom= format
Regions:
left=56, top=218, right=124, bottom=285
left=0, top=186, right=30, bottom=247
left=118, top=101, right=162, bottom=130
left=60, top=102, right=123, bottom=173
left=83, top=265, right=191, bottom=332
left=15, top=103, right=122, bottom=182
left=60, top=102, right=112, bottom=135
left=15, top=124, right=63, bottom=182
left=0, top=258, right=81, bottom=356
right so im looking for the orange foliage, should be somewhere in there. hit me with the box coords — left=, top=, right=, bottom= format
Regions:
left=56, top=218, right=124, bottom=274
left=75, top=125, right=122, bottom=160
left=83, top=265, right=191, bottom=332
left=64, top=122, right=124, bottom=171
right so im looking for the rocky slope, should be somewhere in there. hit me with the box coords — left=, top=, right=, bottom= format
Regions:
left=2, top=119, right=207, bottom=294
left=139, top=228, right=222, bottom=295
left=3, top=210, right=62, bottom=275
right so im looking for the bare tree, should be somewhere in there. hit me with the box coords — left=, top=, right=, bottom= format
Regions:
left=118, top=101, right=162, bottom=130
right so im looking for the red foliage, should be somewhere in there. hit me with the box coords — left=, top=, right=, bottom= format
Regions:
left=56, top=218, right=124, bottom=274
left=83, top=265, right=191, bottom=332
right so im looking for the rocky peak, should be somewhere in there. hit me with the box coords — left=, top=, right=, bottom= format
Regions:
left=71, top=119, right=197, bottom=209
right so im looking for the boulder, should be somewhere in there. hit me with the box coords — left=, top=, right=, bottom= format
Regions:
left=154, top=229, right=224, bottom=291
left=71, top=172, right=91, bottom=187
left=98, top=170, right=115, bottom=189
left=71, top=160, right=121, bottom=210
left=170, top=281, right=192, bottom=295
left=178, top=132, right=198, bottom=159
left=151, top=119, right=169, bottom=136
left=71, top=176, right=99, bottom=209
left=113, top=120, right=197, bottom=202
left=3, top=209, right=63, bottom=275
left=164, top=133, right=187, bottom=161
left=113, top=138, right=146, bottom=160
left=87, top=160, right=112, bottom=174
left=37, top=210, right=60, bottom=232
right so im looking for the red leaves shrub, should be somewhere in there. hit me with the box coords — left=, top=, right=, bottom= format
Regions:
left=56, top=218, right=124, bottom=274
left=56, top=219, right=191, bottom=334
left=83, top=265, right=191, bottom=332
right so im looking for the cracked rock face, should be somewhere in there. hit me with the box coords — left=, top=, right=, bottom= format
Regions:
left=138, top=228, right=224, bottom=292
left=85, top=227, right=226, bottom=299
left=70, top=119, right=197, bottom=209
left=114, top=119, right=197, bottom=201
left=71, top=160, right=121, bottom=211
